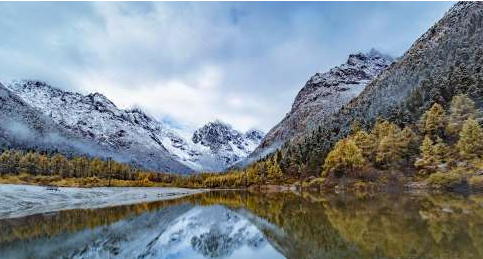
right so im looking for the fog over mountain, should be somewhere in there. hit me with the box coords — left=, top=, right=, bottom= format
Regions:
left=3, top=80, right=264, bottom=172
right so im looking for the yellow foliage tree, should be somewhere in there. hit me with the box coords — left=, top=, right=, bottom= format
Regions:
left=323, top=138, right=366, bottom=178
left=446, top=94, right=480, bottom=136
left=399, top=126, right=420, bottom=161
left=372, top=122, right=419, bottom=168
left=456, top=118, right=483, bottom=161
left=267, top=156, right=283, bottom=181
left=371, top=120, right=400, bottom=142
left=376, top=135, right=402, bottom=167
left=414, top=135, right=446, bottom=175
left=351, top=130, right=375, bottom=161
left=419, top=103, right=447, bottom=139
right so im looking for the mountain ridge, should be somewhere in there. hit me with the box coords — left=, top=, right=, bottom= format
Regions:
left=238, top=49, right=393, bottom=167
left=5, top=80, right=263, bottom=172
left=279, top=1, right=483, bottom=173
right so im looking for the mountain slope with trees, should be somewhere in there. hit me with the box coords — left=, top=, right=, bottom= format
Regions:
left=272, top=1, right=483, bottom=179
left=240, top=50, right=393, bottom=167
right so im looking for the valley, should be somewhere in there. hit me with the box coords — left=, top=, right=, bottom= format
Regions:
left=1, top=2, right=483, bottom=259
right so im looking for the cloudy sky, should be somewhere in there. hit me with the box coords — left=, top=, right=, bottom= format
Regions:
left=0, top=2, right=453, bottom=134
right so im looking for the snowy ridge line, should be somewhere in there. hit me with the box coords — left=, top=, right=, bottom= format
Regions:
left=6, top=80, right=264, bottom=172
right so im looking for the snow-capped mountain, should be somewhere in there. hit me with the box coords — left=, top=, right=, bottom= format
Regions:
left=5, top=80, right=263, bottom=172
left=192, top=121, right=264, bottom=169
left=239, top=49, right=393, bottom=166
left=0, top=80, right=97, bottom=157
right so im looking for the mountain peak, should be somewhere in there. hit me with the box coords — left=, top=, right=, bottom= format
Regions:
left=14, top=79, right=49, bottom=88
left=86, top=92, right=116, bottom=106
left=192, top=120, right=240, bottom=148
left=244, top=129, right=264, bottom=142
left=366, top=48, right=393, bottom=60
left=210, top=119, right=232, bottom=128
left=9, top=80, right=53, bottom=92
left=192, top=121, right=264, bottom=167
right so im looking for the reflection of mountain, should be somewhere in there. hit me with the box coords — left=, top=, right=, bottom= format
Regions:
left=152, top=205, right=281, bottom=259
left=1, top=202, right=194, bottom=259
left=2, top=191, right=483, bottom=259
left=0, top=200, right=283, bottom=259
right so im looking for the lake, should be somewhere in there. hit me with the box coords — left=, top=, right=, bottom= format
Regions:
left=1, top=190, right=483, bottom=259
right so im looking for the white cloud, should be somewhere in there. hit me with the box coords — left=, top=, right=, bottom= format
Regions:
left=0, top=1, right=454, bottom=135
left=61, top=2, right=282, bottom=134
left=78, top=64, right=272, bottom=133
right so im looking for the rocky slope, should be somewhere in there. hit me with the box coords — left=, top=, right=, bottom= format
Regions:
left=240, top=49, right=393, bottom=166
left=5, top=81, right=262, bottom=172
left=286, top=2, right=483, bottom=168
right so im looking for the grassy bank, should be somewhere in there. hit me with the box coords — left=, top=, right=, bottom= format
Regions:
left=0, top=173, right=172, bottom=188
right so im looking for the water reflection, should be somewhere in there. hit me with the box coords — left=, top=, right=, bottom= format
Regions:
left=1, top=191, right=483, bottom=259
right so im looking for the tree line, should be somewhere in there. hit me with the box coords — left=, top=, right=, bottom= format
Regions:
left=0, top=150, right=185, bottom=187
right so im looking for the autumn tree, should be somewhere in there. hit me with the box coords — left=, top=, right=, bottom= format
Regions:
left=0, top=150, right=20, bottom=175
left=446, top=94, right=480, bottom=137
left=456, top=118, right=483, bottom=161
left=376, top=135, right=402, bottom=167
left=372, top=121, right=418, bottom=168
left=399, top=126, right=420, bottom=165
left=419, top=103, right=447, bottom=139
left=37, top=154, right=49, bottom=176
left=351, top=130, right=375, bottom=162
left=414, top=135, right=449, bottom=175
left=246, top=162, right=264, bottom=184
left=371, top=119, right=400, bottom=142
left=267, top=154, right=283, bottom=181
left=19, top=152, right=38, bottom=175
left=322, top=138, right=366, bottom=178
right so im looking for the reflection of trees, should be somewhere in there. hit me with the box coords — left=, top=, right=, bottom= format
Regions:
left=195, top=191, right=483, bottom=259
left=0, top=198, right=190, bottom=245
left=193, top=191, right=361, bottom=259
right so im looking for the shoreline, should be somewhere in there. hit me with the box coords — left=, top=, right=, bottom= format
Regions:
left=0, top=184, right=206, bottom=220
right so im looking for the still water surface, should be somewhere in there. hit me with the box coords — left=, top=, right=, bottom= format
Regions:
left=1, top=191, right=483, bottom=259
